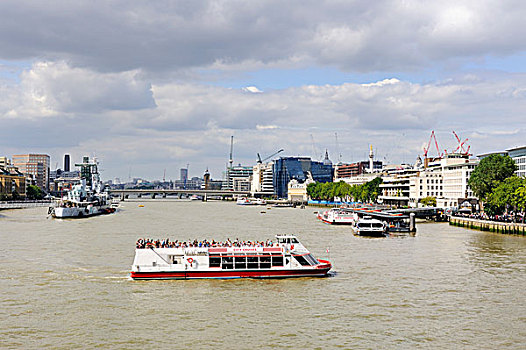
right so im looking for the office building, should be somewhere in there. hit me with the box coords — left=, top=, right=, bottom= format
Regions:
left=12, top=154, right=50, bottom=191
left=506, top=146, right=526, bottom=178
left=273, top=157, right=333, bottom=199
left=64, top=154, right=70, bottom=172
left=223, top=165, right=253, bottom=191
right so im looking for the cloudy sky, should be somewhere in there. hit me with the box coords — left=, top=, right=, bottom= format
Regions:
left=1, top=0, right=525, bottom=181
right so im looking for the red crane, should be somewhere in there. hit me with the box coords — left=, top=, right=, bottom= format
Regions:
left=451, top=130, right=471, bottom=155
left=423, top=130, right=443, bottom=158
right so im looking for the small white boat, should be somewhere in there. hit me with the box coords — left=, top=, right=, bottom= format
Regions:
left=317, top=208, right=356, bottom=225
left=351, top=216, right=386, bottom=237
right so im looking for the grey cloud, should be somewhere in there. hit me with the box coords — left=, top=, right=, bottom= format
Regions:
left=0, top=1, right=525, bottom=75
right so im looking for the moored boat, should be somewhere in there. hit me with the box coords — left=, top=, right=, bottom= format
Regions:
left=351, top=216, right=386, bottom=237
left=48, top=157, right=114, bottom=219
left=131, top=234, right=332, bottom=280
left=317, top=208, right=356, bottom=225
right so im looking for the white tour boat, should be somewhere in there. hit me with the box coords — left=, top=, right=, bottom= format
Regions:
left=351, top=216, right=386, bottom=237
left=317, top=208, right=356, bottom=225
left=48, top=157, right=115, bottom=218
left=131, top=234, right=332, bottom=280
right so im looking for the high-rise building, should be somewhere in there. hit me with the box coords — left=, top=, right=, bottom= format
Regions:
left=12, top=154, right=50, bottom=191
left=273, top=157, right=333, bottom=198
left=180, top=168, right=188, bottom=182
left=64, top=154, right=70, bottom=172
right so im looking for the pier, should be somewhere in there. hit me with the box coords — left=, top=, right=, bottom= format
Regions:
left=450, top=216, right=526, bottom=235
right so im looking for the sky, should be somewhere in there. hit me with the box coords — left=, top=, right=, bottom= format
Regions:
left=1, top=0, right=526, bottom=181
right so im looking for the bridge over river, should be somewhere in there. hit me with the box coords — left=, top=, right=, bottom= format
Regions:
left=108, top=189, right=251, bottom=201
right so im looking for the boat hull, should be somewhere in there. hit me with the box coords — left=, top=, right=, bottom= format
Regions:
left=51, top=205, right=115, bottom=218
left=317, top=213, right=355, bottom=225
left=131, top=260, right=332, bottom=280
left=131, top=268, right=331, bottom=280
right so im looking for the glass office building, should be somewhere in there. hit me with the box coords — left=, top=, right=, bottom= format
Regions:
left=273, top=157, right=333, bottom=198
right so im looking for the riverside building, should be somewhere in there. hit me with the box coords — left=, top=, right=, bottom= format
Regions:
left=506, top=145, right=526, bottom=178
left=0, top=161, right=26, bottom=200
left=273, top=156, right=333, bottom=199
left=12, top=154, right=50, bottom=192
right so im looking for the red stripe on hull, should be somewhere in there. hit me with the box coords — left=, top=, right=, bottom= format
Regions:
left=131, top=266, right=331, bottom=280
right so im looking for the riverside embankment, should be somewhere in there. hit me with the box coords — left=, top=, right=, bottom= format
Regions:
left=450, top=216, right=526, bottom=235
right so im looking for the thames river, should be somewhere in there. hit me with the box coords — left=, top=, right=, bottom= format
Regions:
left=1, top=200, right=525, bottom=349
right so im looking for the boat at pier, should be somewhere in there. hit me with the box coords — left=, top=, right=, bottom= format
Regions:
left=48, top=157, right=115, bottom=218
left=317, top=208, right=357, bottom=225
left=131, top=234, right=332, bottom=280
left=351, top=216, right=386, bottom=237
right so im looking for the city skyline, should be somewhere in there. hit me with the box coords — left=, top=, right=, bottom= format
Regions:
left=1, top=1, right=525, bottom=179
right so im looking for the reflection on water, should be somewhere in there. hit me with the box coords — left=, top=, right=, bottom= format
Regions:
left=0, top=201, right=525, bottom=349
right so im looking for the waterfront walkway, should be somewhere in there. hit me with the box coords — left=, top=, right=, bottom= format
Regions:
left=450, top=216, right=526, bottom=235
left=0, top=200, right=51, bottom=210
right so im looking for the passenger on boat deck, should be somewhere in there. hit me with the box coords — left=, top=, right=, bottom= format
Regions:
left=135, top=238, right=277, bottom=249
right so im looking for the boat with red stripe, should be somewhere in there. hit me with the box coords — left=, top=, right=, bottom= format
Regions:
left=131, top=234, right=332, bottom=280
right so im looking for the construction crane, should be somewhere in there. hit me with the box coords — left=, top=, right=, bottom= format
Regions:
left=229, top=136, right=234, bottom=169
left=257, top=149, right=284, bottom=164
left=423, top=130, right=443, bottom=158
left=335, top=132, right=342, bottom=164
left=310, top=134, right=321, bottom=160
left=451, top=130, right=471, bottom=155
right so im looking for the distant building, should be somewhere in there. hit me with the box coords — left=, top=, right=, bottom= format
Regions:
left=408, top=166, right=443, bottom=208
left=506, top=146, right=526, bottom=178
left=0, top=164, right=26, bottom=200
left=49, top=169, right=81, bottom=194
left=12, top=154, right=50, bottom=192
left=335, top=161, right=382, bottom=179
left=180, top=168, right=188, bottom=182
left=251, top=162, right=275, bottom=196
left=174, top=177, right=203, bottom=190
left=223, top=165, right=253, bottom=191
left=273, top=157, right=333, bottom=199
left=0, top=156, right=9, bottom=168
left=437, top=154, right=478, bottom=208
left=64, top=154, right=70, bottom=172
left=287, top=175, right=315, bottom=202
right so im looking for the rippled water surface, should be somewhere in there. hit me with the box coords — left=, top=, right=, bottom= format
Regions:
left=1, top=200, right=525, bottom=349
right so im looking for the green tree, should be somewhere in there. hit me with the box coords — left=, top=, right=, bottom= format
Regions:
left=26, top=185, right=43, bottom=200
left=419, top=196, right=437, bottom=207
left=486, top=176, right=525, bottom=215
left=468, top=154, right=517, bottom=201
left=512, top=185, right=526, bottom=223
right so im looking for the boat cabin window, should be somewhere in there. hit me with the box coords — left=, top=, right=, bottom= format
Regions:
left=278, top=237, right=299, bottom=244
left=259, top=254, right=271, bottom=268
left=271, top=254, right=284, bottom=267
left=247, top=256, right=259, bottom=269
left=221, top=256, right=233, bottom=269
left=215, top=253, right=287, bottom=269
left=234, top=256, right=247, bottom=269
left=209, top=254, right=221, bottom=267
left=293, top=255, right=311, bottom=266
left=304, top=254, right=319, bottom=265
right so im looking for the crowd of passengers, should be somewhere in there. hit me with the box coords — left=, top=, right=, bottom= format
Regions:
left=455, top=211, right=525, bottom=223
left=136, top=238, right=279, bottom=249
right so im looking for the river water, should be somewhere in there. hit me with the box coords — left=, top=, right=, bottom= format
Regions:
left=1, top=200, right=525, bottom=349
